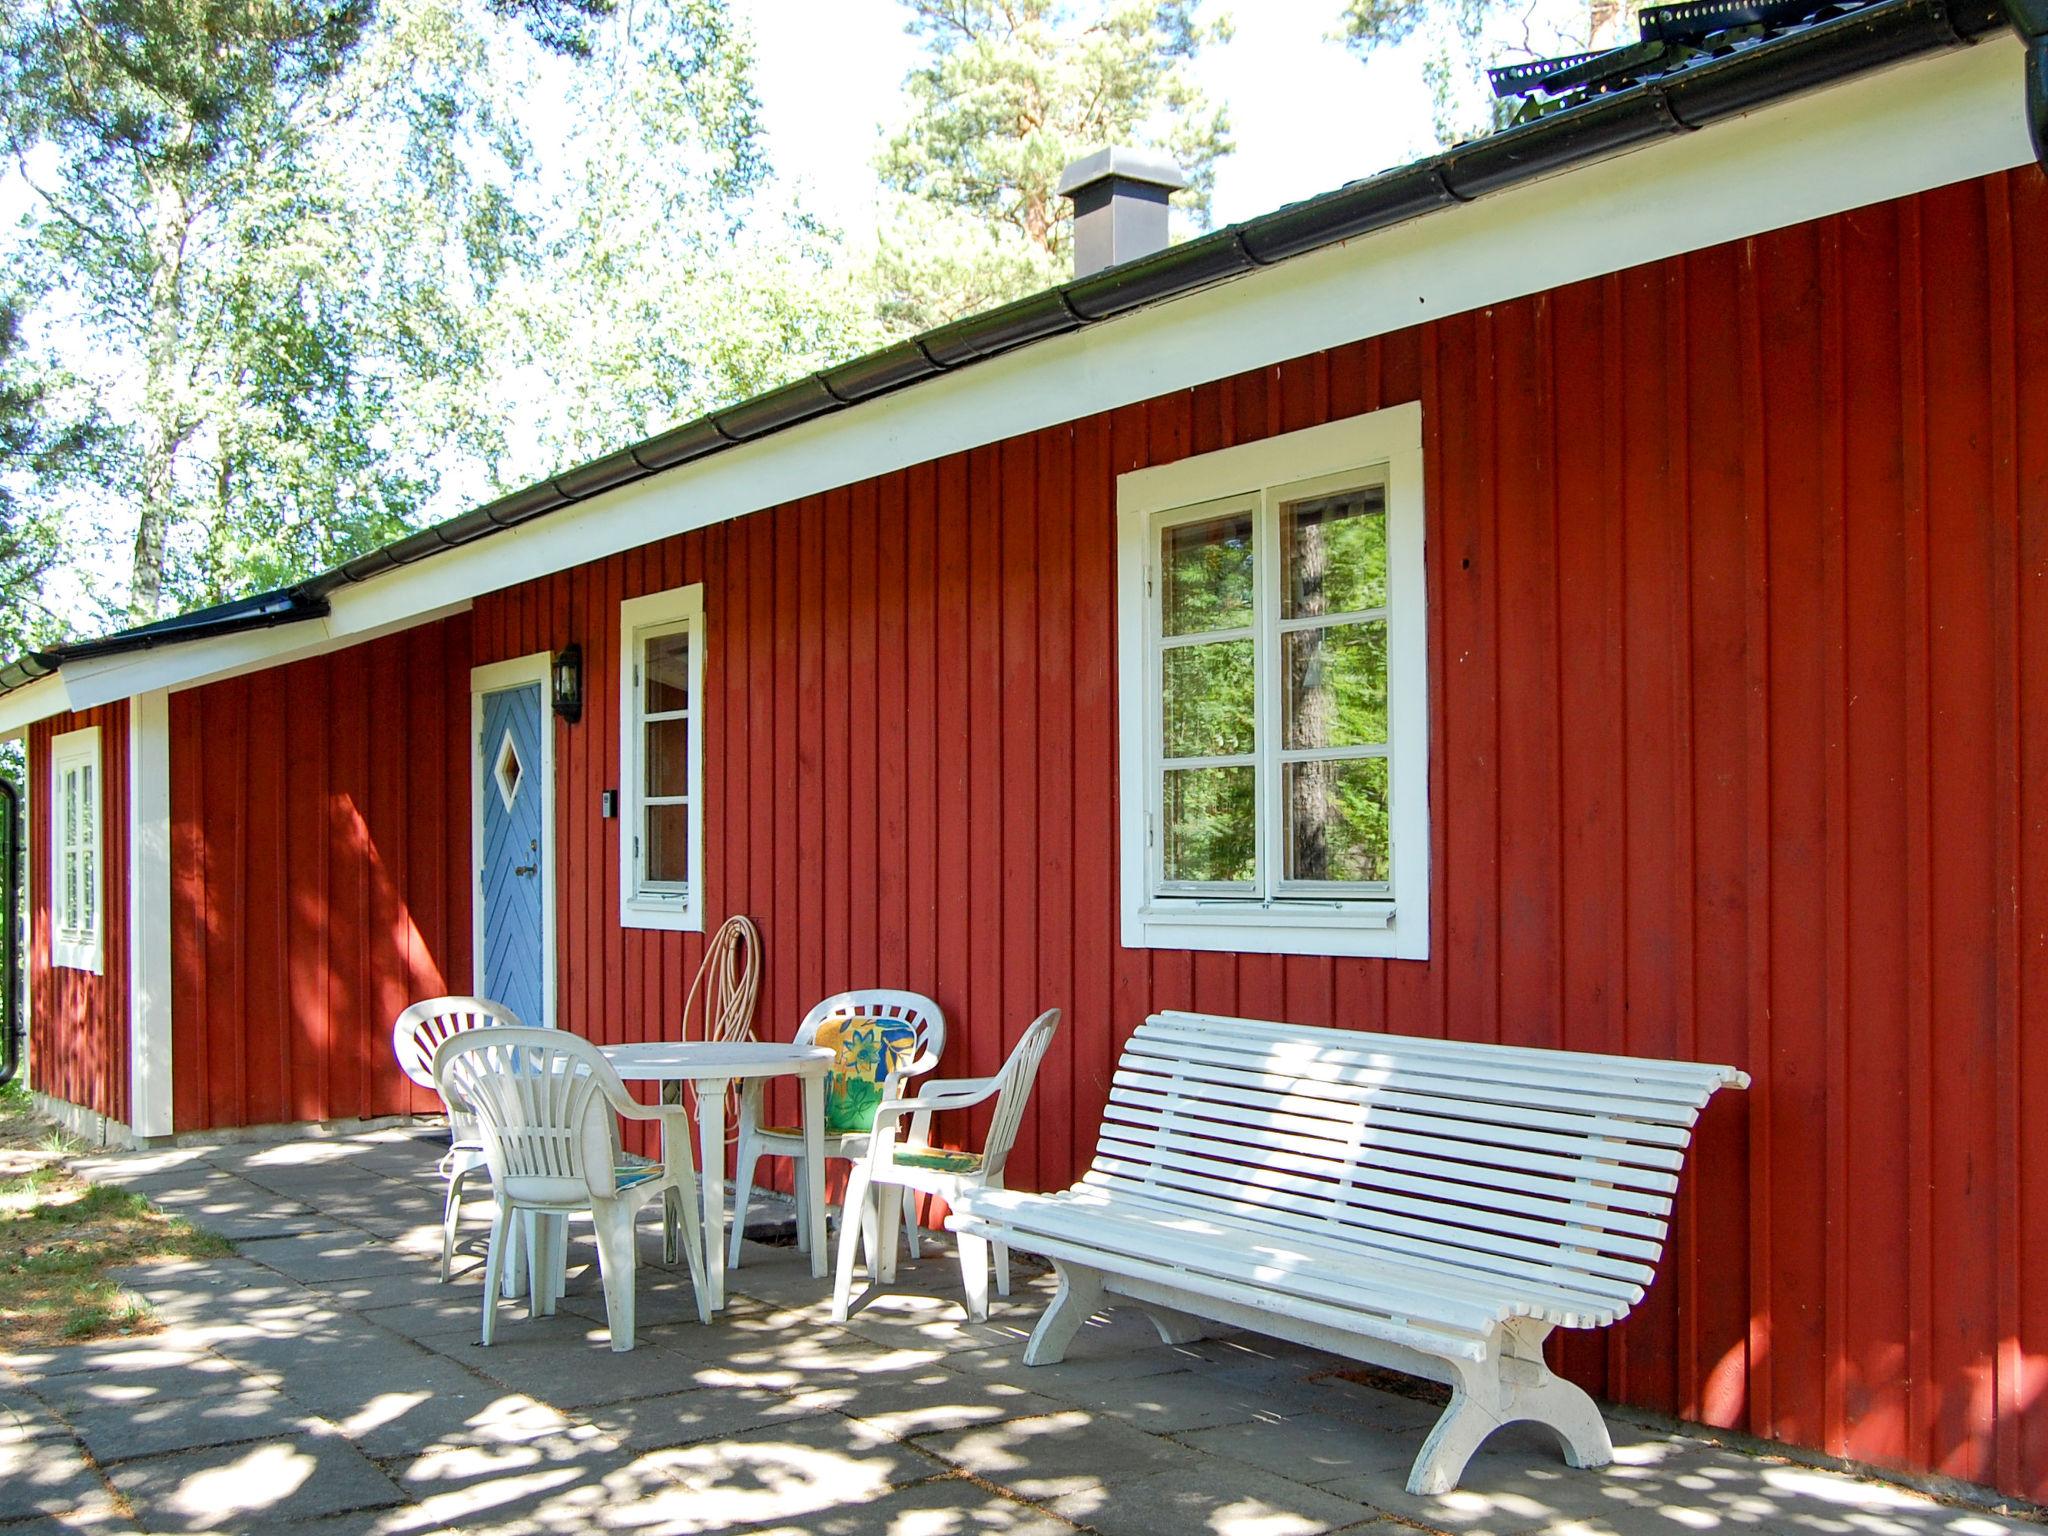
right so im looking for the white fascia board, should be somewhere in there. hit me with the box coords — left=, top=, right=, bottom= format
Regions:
left=52, top=601, right=473, bottom=714
left=324, top=38, right=2027, bottom=640
left=0, top=674, right=71, bottom=739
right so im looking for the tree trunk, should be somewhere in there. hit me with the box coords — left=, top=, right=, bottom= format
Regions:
left=129, top=186, right=192, bottom=622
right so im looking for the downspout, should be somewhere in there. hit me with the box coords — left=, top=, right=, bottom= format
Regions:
left=0, top=776, right=20, bottom=1086
left=2007, top=0, right=2048, bottom=167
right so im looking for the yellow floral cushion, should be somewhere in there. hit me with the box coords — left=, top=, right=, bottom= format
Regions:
left=815, top=1014, right=917, bottom=1134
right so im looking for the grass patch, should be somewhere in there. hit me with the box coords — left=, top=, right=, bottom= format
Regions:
left=0, top=1091, right=232, bottom=1348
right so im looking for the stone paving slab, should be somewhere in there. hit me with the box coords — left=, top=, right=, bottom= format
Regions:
left=914, top=1408, right=1205, bottom=1500
left=790, top=1362, right=1069, bottom=1441
left=573, top=1386, right=831, bottom=1455
left=0, top=1419, right=120, bottom=1523
left=236, top=1233, right=427, bottom=1285
left=544, top=1416, right=943, bottom=1534
left=1180, top=1404, right=1429, bottom=1488
left=68, top=1384, right=328, bottom=1465
left=1048, top=1461, right=1384, bottom=1536
left=22, top=1125, right=2048, bottom=1536
left=104, top=1432, right=406, bottom=1532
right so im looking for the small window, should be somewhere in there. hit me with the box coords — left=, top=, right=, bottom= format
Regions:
left=618, top=584, right=704, bottom=931
left=49, top=726, right=102, bottom=973
left=1117, top=406, right=1429, bottom=960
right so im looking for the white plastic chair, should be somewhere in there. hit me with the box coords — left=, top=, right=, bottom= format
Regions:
left=728, top=989, right=946, bottom=1269
left=832, top=1008, right=1061, bottom=1323
left=432, top=1027, right=708, bottom=1351
left=392, top=996, right=532, bottom=1283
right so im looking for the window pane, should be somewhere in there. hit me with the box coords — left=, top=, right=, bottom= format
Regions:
left=63, top=768, right=76, bottom=846
left=1161, top=513, right=1254, bottom=636
left=1283, top=621, right=1387, bottom=749
left=62, top=850, right=77, bottom=931
left=1284, top=757, right=1390, bottom=884
left=81, top=851, right=94, bottom=932
left=644, top=802, right=689, bottom=885
left=645, top=718, right=690, bottom=797
left=80, top=764, right=94, bottom=838
left=643, top=630, right=690, bottom=713
left=1162, top=638, right=1255, bottom=759
left=1161, top=766, right=1256, bottom=884
left=1281, top=486, right=1387, bottom=618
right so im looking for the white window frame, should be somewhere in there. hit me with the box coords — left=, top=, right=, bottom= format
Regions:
left=618, top=583, right=705, bottom=932
left=49, top=725, right=103, bottom=974
left=1116, top=404, right=1430, bottom=960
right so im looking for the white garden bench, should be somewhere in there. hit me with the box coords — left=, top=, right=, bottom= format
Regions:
left=949, top=1011, right=1748, bottom=1495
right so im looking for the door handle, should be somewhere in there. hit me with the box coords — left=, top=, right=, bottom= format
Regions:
left=514, top=863, right=538, bottom=878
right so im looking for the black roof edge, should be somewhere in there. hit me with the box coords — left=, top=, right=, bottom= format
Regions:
left=1, top=0, right=2010, bottom=702
left=2, top=586, right=333, bottom=687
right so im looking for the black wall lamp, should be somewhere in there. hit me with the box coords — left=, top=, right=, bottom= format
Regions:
left=552, top=643, right=584, bottom=724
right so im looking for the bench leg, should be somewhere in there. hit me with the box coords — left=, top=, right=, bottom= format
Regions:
left=1407, top=1323, right=1613, bottom=1496
left=1139, top=1303, right=1211, bottom=1347
left=1022, top=1259, right=1105, bottom=1365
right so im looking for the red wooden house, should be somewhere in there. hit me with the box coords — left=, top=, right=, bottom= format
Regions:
left=5, top=0, right=2047, bottom=1503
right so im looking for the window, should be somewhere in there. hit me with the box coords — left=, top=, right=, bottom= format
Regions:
left=1117, top=405, right=1429, bottom=959
left=619, top=584, right=704, bottom=931
left=49, top=726, right=102, bottom=973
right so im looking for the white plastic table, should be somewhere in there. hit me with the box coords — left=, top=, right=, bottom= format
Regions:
left=602, top=1040, right=834, bottom=1313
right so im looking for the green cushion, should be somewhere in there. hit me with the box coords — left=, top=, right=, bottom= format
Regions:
left=815, top=1014, right=917, bottom=1134
left=893, top=1147, right=983, bottom=1175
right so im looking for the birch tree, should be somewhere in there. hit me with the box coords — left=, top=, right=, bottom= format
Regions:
left=0, top=0, right=601, bottom=620
left=491, top=0, right=885, bottom=479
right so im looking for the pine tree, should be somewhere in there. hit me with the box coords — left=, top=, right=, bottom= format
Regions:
left=872, top=0, right=1233, bottom=333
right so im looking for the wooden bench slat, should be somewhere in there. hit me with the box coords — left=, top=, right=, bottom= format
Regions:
left=1094, top=1118, right=1670, bottom=1239
left=1092, top=1122, right=1669, bottom=1249
left=1085, top=1151, right=1656, bottom=1293
left=1107, top=1081, right=1689, bottom=1179
left=1152, top=1012, right=1749, bottom=1098
left=1117, top=1046, right=1699, bottom=1150
left=949, top=1199, right=1503, bottom=1361
left=1104, top=1096, right=1680, bottom=1205
left=961, top=1187, right=1532, bottom=1335
left=1067, top=1181, right=1635, bottom=1325
left=1128, top=1027, right=1711, bottom=1127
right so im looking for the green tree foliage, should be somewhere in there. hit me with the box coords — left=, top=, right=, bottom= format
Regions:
left=0, top=291, right=105, bottom=656
left=0, top=0, right=608, bottom=622
left=492, top=1, right=886, bottom=480
left=1338, top=0, right=1634, bottom=145
left=872, top=0, right=1234, bottom=332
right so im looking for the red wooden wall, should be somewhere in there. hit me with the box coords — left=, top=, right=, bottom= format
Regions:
left=162, top=164, right=2047, bottom=1498
left=27, top=702, right=130, bottom=1126
left=168, top=617, right=473, bottom=1130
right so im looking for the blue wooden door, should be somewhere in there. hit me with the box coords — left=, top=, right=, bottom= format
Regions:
left=479, top=682, right=547, bottom=1027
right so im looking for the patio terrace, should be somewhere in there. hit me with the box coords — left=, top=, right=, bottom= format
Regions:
left=2, top=1126, right=2038, bottom=1536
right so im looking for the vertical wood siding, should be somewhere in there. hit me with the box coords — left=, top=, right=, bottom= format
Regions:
left=166, top=165, right=2046, bottom=1499
left=168, top=616, right=473, bottom=1131
left=27, top=702, right=130, bottom=1125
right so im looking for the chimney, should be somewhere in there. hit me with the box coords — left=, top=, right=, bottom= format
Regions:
left=1057, top=147, right=1187, bottom=278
